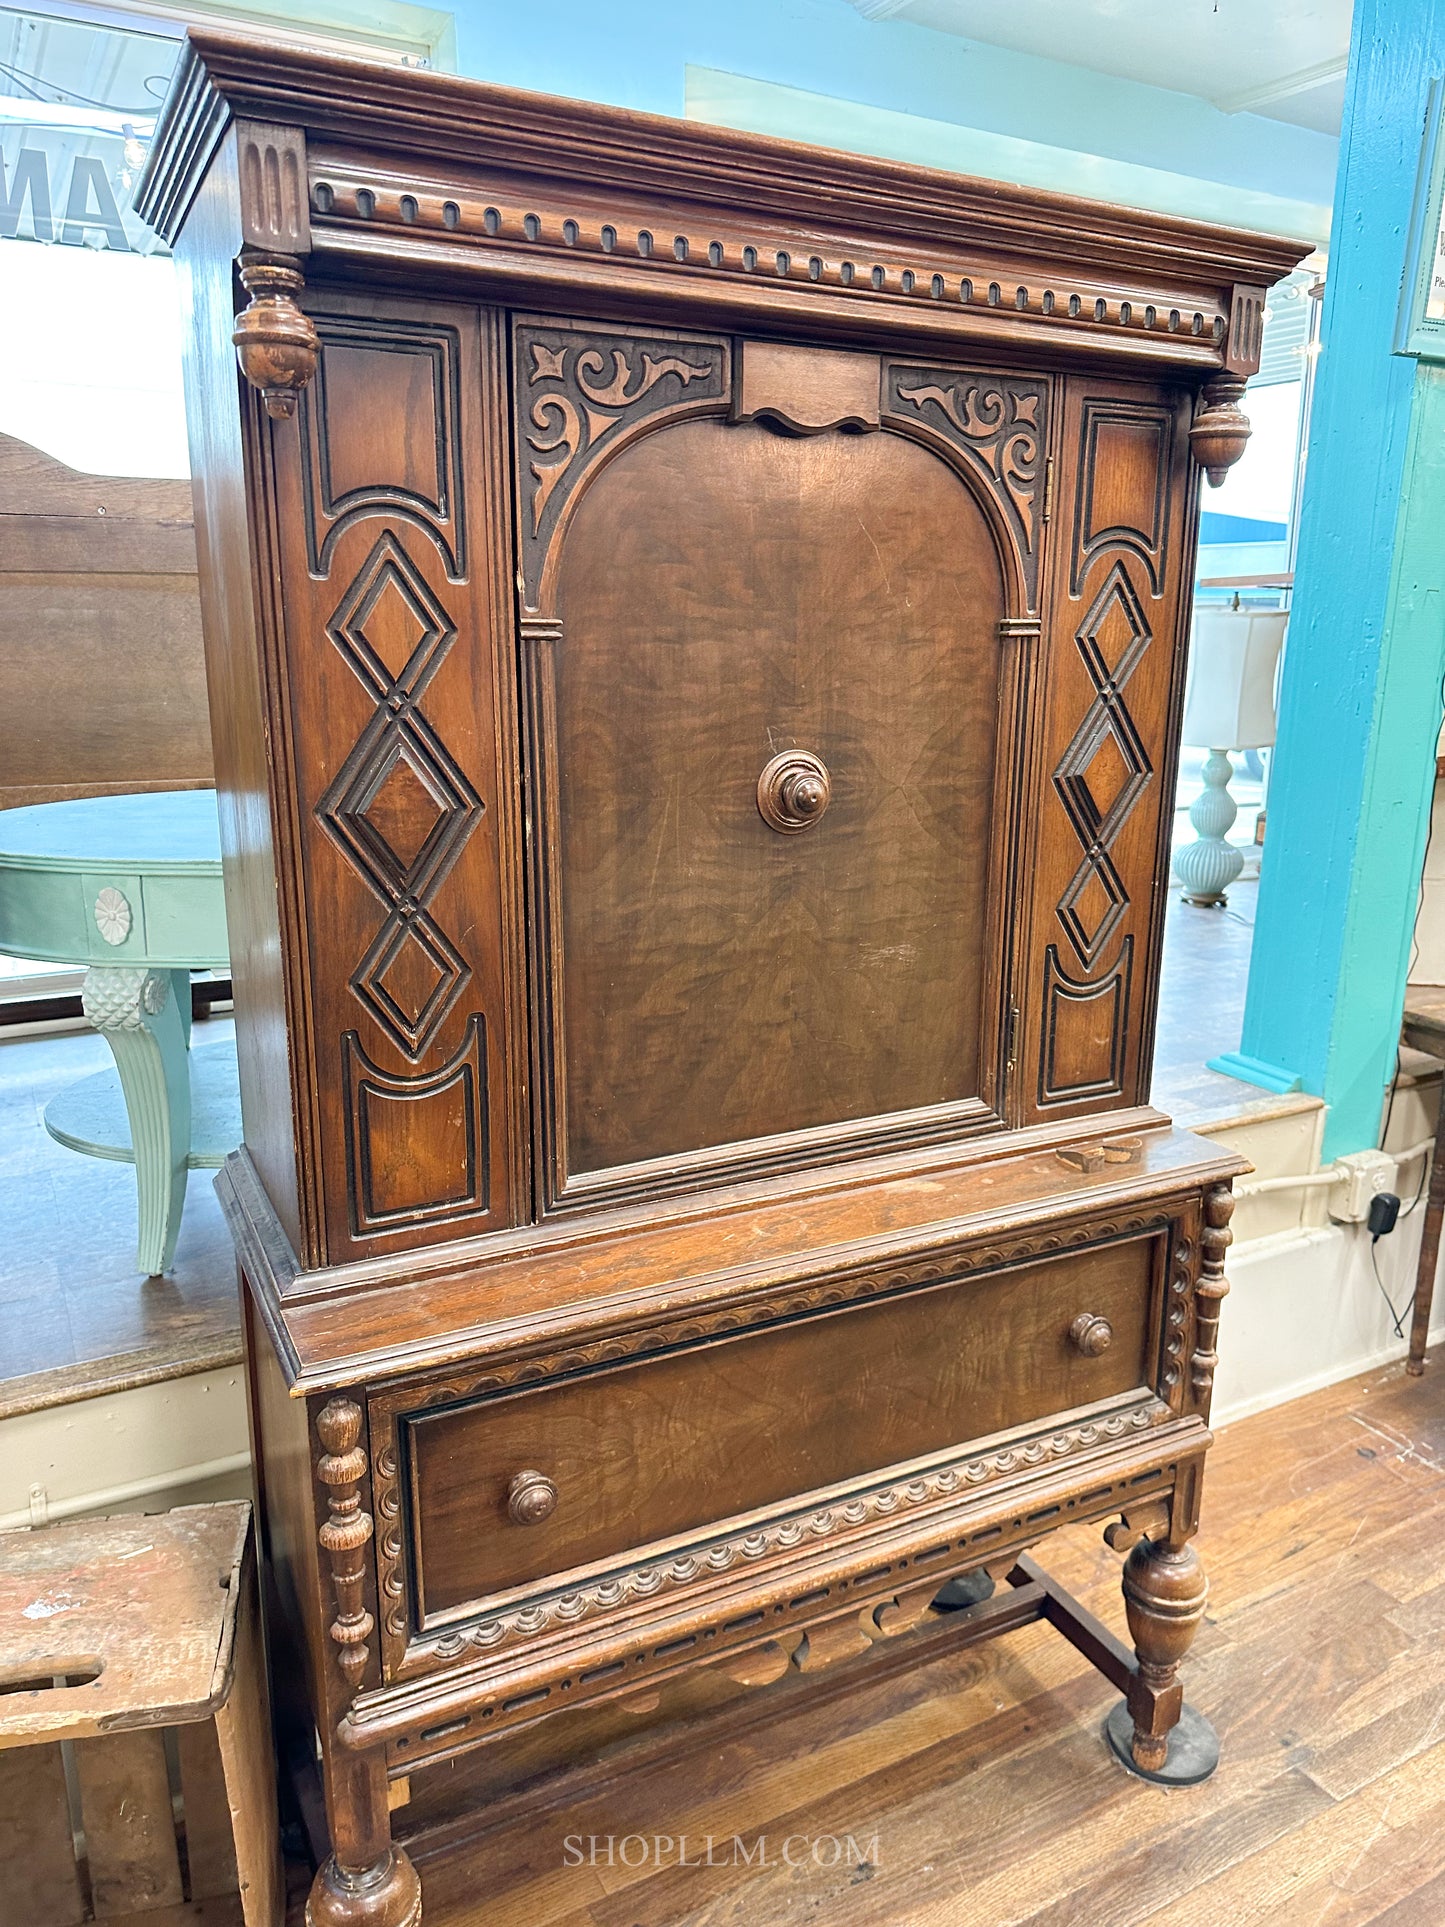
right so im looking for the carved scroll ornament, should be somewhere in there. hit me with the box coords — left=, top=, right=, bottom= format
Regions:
left=885, top=365, right=1048, bottom=609
left=515, top=323, right=729, bottom=610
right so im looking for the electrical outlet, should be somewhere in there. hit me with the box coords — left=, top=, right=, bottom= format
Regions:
left=1329, top=1148, right=1399, bottom=1223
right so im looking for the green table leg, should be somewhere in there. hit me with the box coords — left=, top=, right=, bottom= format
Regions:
left=80, top=966, right=193, bottom=1276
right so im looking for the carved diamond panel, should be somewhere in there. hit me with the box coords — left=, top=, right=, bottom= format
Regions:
left=327, top=531, right=454, bottom=700
left=1054, top=701, right=1150, bottom=851
left=1057, top=853, right=1128, bottom=969
left=324, top=715, right=482, bottom=907
left=353, top=909, right=470, bottom=1058
left=1051, top=559, right=1153, bottom=973
left=319, top=530, right=484, bottom=1061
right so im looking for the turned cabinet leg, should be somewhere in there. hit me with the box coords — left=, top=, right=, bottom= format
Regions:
left=309, top=1399, right=422, bottom=1924
left=307, top=1751, right=421, bottom=1927
left=1105, top=1534, right=1218, bottom=1785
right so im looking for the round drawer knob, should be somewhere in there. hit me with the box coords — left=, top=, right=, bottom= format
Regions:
left=1069, top=1313, right=1114, bottom=1357
left=506, top=1469, right=558, bottom=1526
left=758, top=751, right=831, bottom=833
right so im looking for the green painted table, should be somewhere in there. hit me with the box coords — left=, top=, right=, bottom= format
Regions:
left=0, top=791, right=239, bottom=1276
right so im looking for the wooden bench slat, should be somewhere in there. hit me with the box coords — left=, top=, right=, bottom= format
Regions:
left=75, top=1728, right=184, bottom=1917
left=0, top=1740, right=85, bottom=1926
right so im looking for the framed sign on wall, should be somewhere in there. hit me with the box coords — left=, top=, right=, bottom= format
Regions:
left=1398, top=77, right=1445, bottom=359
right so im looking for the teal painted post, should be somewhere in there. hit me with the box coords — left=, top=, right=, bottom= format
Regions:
left=1210, top=0, right=1445, bottom=1158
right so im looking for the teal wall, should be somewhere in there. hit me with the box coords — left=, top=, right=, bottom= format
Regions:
left=1217, top=0, right=1445, bottom=1155
left=446, top=1, right=1336, bottom=231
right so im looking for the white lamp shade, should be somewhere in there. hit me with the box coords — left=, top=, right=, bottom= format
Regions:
left=1180, top=608, right=1287, bottom=751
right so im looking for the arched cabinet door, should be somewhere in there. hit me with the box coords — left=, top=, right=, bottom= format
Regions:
left=515, top=320, right=1048, bottom=1213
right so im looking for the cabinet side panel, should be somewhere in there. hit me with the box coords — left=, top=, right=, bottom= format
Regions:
left=264, top=292, right=523, bottom=1258
left=172, top=148, right=304, bottom=1252
left=1020, top=376, right=1196, bottom=1121
left=243, top=1285, right=329, bottom=1769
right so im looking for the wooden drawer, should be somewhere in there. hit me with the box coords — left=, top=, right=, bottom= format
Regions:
left=391, top=1232, right=1163, bottom=1629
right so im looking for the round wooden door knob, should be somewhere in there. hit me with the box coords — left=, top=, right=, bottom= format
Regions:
left=1069, top=1313, right=1114, bottom=1357
left=507, top=1469, right=558, bottom=1526
left=757, top=751, right=831, bottom=833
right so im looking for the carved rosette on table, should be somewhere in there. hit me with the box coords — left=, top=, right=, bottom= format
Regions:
left=316, top=1398, right=376, bottom=1692
left=92, top=886, right=133, bottom=946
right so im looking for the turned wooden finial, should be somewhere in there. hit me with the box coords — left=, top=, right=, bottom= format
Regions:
left=1190, top=373, right=1251, bottom=487
left=232, top=255, right=319, bottom=420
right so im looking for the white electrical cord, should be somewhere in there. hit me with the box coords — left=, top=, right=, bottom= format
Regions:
left=1234, top=1140, right=1435, bottom=1201
left=1395, top=1137, right=1436, bottom=1166
left=1235, top=1169, right=1345, bottom=1197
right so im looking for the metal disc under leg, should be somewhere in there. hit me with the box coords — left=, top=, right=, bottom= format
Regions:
left=1104, top=1702, right=1220, bottom=1786
left=932, top=1570, right=997, bottom=1612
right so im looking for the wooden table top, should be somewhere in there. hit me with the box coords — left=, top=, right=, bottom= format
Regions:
left=0, top=788, right=228, bottom=968
left=0, top=789, right=221, bottom=872
left=1402, top=984, right=1445, bottom=1051
left=0, top=1502, right=249, bottom=1744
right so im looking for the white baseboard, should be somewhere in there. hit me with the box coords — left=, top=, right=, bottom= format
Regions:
left=0, top=1364, right=251, bottom=1532
left=1211, top=1215, right=1445, bottom=1427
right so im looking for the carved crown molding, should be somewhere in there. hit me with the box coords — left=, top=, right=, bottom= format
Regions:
left=310, top=168, right=1235, bottom=359
left=137, top=34, right=1309, bottom=360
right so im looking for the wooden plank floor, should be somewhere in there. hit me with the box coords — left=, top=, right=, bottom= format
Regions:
left=313, top=1354, right=1445, bottom=1926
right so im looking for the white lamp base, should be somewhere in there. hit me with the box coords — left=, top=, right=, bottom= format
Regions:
left=1174, top=748, right=1246, bottom=908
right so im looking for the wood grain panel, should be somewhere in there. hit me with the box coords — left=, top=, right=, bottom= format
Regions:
left=405, top=1234, right=1158, bottom=1617
left=176, top=1718, right=240, bottom=1900
left=0, top=1742, right=85, bottom=1926
left=1020, top=376, right=1197, bottom=1121
left=0, top=430, right=210, bottom=811
left=264, top=293, right=524, bottom=1258
left=534, top=377, right=1007, bottom=1204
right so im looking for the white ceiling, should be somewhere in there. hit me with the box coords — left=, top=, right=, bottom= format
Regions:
left=851, top=0, right=1352, bottom=134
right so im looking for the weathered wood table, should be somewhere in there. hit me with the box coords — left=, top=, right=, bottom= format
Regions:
left=0, top=790, right=237, bottom=1275
left=0, top=1501, right=281, bottom=1925
left=1401, top=984, right=1445, bottom=1372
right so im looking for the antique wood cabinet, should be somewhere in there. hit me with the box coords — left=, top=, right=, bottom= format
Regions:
left=139, top=36, right=1305, bottom=1925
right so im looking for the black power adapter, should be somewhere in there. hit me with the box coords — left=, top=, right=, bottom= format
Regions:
left=1368, top=1191, right=1406, bottom=1338
left=1368, top=1192, right=1401, bottom=1239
